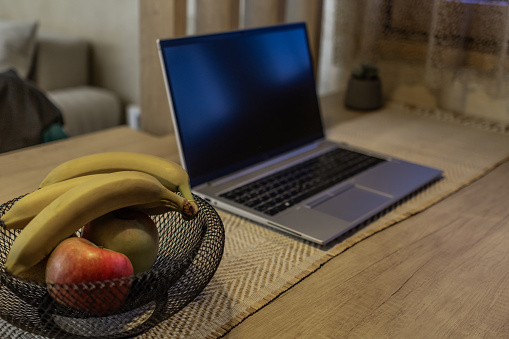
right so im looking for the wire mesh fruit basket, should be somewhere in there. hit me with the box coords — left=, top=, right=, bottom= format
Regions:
left=0, top=195, right=224, bottom=338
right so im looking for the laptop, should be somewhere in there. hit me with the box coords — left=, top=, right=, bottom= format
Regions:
left=157, top=22, right=443, bottom=245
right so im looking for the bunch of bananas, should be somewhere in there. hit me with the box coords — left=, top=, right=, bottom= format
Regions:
left=2, top=152, right=199, bottom=276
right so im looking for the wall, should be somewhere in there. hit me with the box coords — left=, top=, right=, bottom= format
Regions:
left=0, top=0, right=139, bottom=106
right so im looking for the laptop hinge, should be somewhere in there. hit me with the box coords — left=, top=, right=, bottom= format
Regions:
left=209, top=140, right=330, bottom=187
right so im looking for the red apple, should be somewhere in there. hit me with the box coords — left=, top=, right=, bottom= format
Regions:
left=45, top=237, right=133, bottom=316
left=81, top=209, right=159, bottom=275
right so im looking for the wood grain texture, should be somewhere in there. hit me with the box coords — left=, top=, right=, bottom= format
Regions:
left=223, top=160, right=509, bottom=338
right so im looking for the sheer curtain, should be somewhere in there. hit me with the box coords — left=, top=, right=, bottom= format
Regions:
left=319, top=0, right=509, bottom=123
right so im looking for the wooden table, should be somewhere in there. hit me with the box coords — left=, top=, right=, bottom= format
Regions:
left=1, top=95, right=508, bottom=338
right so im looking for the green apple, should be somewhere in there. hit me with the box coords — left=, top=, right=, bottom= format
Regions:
left=81, top=209, right=159, bottom=274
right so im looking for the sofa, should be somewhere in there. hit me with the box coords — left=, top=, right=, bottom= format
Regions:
left=0, top=20, right=123, bottom=152
left=33, top=31, right=123, bottom=137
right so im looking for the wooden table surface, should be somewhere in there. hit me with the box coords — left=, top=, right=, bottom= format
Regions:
left=1, top=95, right=508, bottom=338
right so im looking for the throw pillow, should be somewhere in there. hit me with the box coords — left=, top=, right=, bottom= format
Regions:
left=0, top=19, right=38, bottom=78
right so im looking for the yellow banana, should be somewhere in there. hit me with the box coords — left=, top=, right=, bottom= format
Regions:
left=129, top=203, right=175, bottom=216
left=2, top=174, right=109, bottom=230
left=1, top=174, right=185, bottom=230
left=39, top=152, right=199, bottom=218
left=6, top=171, right=191, bottom=276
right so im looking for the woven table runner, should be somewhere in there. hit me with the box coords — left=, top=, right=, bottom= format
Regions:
left=140, top=104, right=509, bottom=338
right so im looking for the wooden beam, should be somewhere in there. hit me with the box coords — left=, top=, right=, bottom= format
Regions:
left=285, top=0, right=324, bottom=73
left=195, top=0, right=240, bottom=34
left=139, top=0, right=186, bottom=135
left=243, top=0, right=286, bottom=28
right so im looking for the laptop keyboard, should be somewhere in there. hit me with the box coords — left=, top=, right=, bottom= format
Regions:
left=219, top=147, right=386, bottom=216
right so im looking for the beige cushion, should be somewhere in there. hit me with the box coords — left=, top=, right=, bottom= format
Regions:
left=33, top=31, right=89, bottom=91
left=0, top=20, right=38, bottom=78
left=47, top=86, right=123, bottom=137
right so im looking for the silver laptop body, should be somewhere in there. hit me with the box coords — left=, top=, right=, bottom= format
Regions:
left=158, top=22, right=442, bottom=245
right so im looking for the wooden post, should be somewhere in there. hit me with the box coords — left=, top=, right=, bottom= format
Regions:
left=139, top=0, right=186, bottom=135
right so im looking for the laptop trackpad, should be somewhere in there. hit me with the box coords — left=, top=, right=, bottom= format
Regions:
left=312, top=187, right=391, bottom=222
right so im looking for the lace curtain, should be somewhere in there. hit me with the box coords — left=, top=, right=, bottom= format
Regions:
left=319, top=0, right=509, bottom=123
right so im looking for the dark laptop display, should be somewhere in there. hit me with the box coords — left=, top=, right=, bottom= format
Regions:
left=159, top=26, right=323, bottom=187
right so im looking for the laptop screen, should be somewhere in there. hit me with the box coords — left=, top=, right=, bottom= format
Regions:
left=159, top=23, right=324, bottom=187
